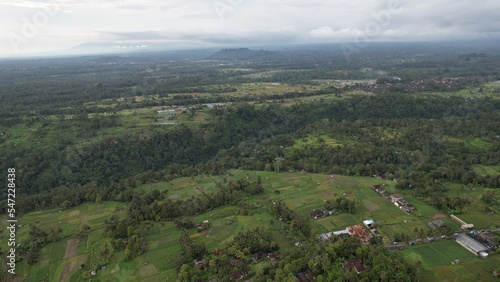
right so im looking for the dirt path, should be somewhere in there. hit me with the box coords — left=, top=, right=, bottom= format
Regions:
left=322, top=177, right=335, bottom=187
left=59, top=239, right=78, bottom=282
left=432, top=213, right=447, bottom=219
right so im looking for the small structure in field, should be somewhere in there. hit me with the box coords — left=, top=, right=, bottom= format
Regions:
left=308, top=209, right=327, bottom=219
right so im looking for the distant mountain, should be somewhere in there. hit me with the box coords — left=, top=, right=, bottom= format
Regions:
left=62, top=41, right=218, bottom=57
left=208, top=48, right=285, bottom=62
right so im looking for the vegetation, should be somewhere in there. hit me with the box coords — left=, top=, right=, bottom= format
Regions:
left=1, top=43, right=499, bottom=281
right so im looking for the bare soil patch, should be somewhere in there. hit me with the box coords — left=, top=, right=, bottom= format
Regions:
left=322, top=177, right=335, bottom=186
left=364, top=203, right=379, bottom=211
left=321, top=191, right=332, bottom=197
left=64, top=239, right=78, bottom=259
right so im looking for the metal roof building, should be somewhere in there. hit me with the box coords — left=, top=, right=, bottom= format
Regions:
left=455, top=233, right=489, bottom=255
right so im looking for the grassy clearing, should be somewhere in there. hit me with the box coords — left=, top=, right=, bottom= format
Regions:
left=0, top=202, right=127, bottom=282
left=473, top=165, right=500, bottom=176
left=468, top=138, right=493, bottom=149
left=402, top=240, right=498, bottom=282
left=440, top=183, right=500, bottom=229
left=431, top=85, right=500, bottom=98
left=289, top=135, right=343, bottom=151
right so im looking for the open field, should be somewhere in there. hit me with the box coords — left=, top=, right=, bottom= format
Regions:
left=143, top=170, right=497, bottom=240
left=0, top=202, right=127, bottom=282
left=289, top=134, right=344, bottom=150
left=2, top=170, right=499, bottom=281
left=402, top=240, right=498, bottom=282
left=221, top=82, right=317, bottom=97
left=440, top=183, right=500, bottom=229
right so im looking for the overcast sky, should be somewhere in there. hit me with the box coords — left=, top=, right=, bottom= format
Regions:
left=1, top=0, right=499, bottom=57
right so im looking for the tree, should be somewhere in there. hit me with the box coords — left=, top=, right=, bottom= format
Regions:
left=179, top=229, right=206, bottom=259
left=274, top=157, right=283, bottom=173
left=95, top=194, right=102, bottom=205
left=60, top=200, right=72, bottom=210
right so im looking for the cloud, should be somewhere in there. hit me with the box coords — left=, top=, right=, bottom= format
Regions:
left=1, top=0, right=500, bottom=56
left=0, top=0, right=63, bottom=9
left=309, top=26, right=364, bottom=39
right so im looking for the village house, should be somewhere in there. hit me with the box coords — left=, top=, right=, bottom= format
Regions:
left=267, top=252, right=281, bottom=263
left=295, top=270, right=314, bottom=282
left=231, top=266, right=249, bottom=281
left=229, top=259, right=244, bottom=268
left=343, top=259, right=366, bottom=274
left=308, top=209, right=326, bottom=219
left=319, top=229, right=350, bottom=240
left=194, top=220, right=210, bottom=230
left=363, top=219, right=381, bottom=236
left=193, top=257, right=206, bottom=269
left=251, top=251, right=267, bottom=263
left=363, top=219, right=375, bottom=228
left=395, top=199, right=415, bottom=213
left=371, top=184, right=386, bottom=194
left=427, top=220, right=444, bottom=230
left=372, top=184, right=416, bottom=213
left=229, top=259, right=249, bottom=281
left=347, top=224, right=373, bottom=243
left=390, top=194, right=403, bottom=203
left=156, top=109, right=176, bottom=114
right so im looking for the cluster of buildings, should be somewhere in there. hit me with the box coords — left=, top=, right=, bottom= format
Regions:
left=352, top=76, right=489, bottom=94
left=293, top=259, right=367, bottom=282
left=371, top=185, right=415, bottom=214
left=455, top=233, right=489, bottom=258
left=476, top=230, right=499, bottom=251
left=228, top=259, right=250, bottom=281
left=319, top=220, right=377, bottom=244
left=449, top=215, right=497, bottom=258
left=250, top=251, right=281, bottom=264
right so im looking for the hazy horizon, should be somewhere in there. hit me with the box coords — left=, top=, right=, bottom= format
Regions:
left=1, top=0, right=500, bottom=58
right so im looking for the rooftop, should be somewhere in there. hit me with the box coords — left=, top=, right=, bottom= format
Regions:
left=295, top=270, right=314, bottom=282
left=309, top=210, right=326, bottom=219
left=251, top=251, right=267, bottom=262
left=343, top=259, right=366, bottom=274
left=363, top=219, right=375, bottom=226
left=456, top=233, right=489, bottom=254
